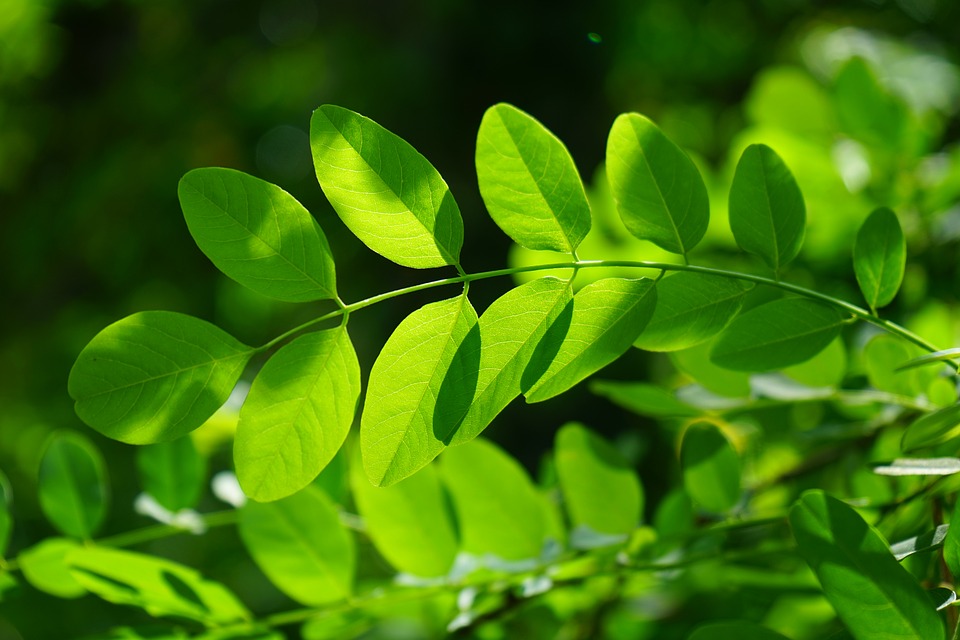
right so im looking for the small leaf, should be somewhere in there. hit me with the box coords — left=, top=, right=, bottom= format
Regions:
left=349, top=449, right=457, bottom=577
left=711, top=298, right=844, bottom=372
left=178, top=168, right=337, bottom=301
left=0, top=469, right=11, bottom=557
left=873, top=458, right=960, bottom=476
left=361, top=294, right=479, bottom=487
left=38, top=432, right=108, bottom=539
left=475, top=103, right=591, bottom=253
left=606, top=113, right=709, bottom=255
left=590, top=380, right=700, bottom=418
left=633, top=272, right=749, bottom=352
left=137, top=437, right=206, bottom=512
left=69, top=311, right=254, bottom=444
left=944, top=502, right=960, bottom=577
left=689, top=621, right=791, bottom=640
left=238, top=485, right=354, bottom=605
left=896, top=348, right=960, bottom=372
left=311, top=105, right=463, bottom=268
left=555, top=423, right=643, bottom=538
left=441, top=439, right=545, bottom=562
left=728, top=144, right=806, bottom=274
left=525, top=278, right=657, bottom=402
left=929, top=587, right=956, bottom=612
left=892, top=524, right=949, bottom=561
left=790, top=490, right=943, bottom=640
left=68, top=546, right=250, bottom=625
left=853, top=208, right=906, bottom=311
left=235, top=326, right=361, bottom=502
left=19, top=538, right=86, bottom=599
left=681, top=422, right=741, bottom=513
left=901, top=403, right=960, bottom=452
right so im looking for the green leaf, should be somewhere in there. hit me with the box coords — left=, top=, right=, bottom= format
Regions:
left=728, top=144, right=806, bottom=274
left=892, top=524, right=949, bottom=561
left=944, top=502, right=960, bottom=577
left=901, top=403, right=960, bottom=452
left=19, top=538, right=86, bottom=599
left=178, top=167, right=337, bottom=301
left=525, top=278, right=657, bottom=402
left=73, top=625, right=189, bottom=640
left=689, top=621, right=791, bottom=640
left=790, top=490, right=943, bottom=640
left=349, top=449, right=457, bottom=577
left=864, top=334, right=928, bottom=398
left=606, top=113, right=709, bottom=255
left=238, top=485, right=354, bottom=605
left=929, top=588, right=956, bottom=612
left=310, top=104, right=463, bottom=268
left=38, top=432, right=108, bottom=539
left=873, top=458, right=960, bottom=476
left=69, top=311, right=254, bottom=444
left=681, top=422, right=741, bottom=513
left=854, top=208, right=906, bottom=311
left=361, top=294, right=479, bottom=487
left=589, top=380, right=700, bottom=418
left=555, top=423, right=642, bottom=538
left=671, top=339, right=751, bottom=398
left=475, top=103, right=591, bottom=253
left=68, top=546, right=250, bottom=625
left=0, top=469, right=11, bottom=557
left=451, top=277, right=572, bottom=445
left=441, top=438, right=545, bottom=562
left=835, top=57, right=907, bottom=150
left=236, top=326, right=360, bottom=501
left=633, top=272, right=749, bottom=352
left=896, top=348, right=960, bottom=372
left=784, top=336, right=847, bottom=388
left=136, top=436, right=206, bottom=512
left=710, top=298, right=844, bottom=372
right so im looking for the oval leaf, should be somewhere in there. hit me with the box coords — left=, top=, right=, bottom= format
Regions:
left=178, top=167, right=337, bottom=301
left=361, top=294, right=479, bottom=487
left=633, top=272, right=749, bottom=352
left=525, top=277, right=657, bottom=403
left=606, top=113, right=709, bottom=255
left=476, top=103, right=591, bottom=253
left=790, top=490, right=943, bottom=640
left=681, top=422, right=741, bottom=513
left=69, top=311, right=254, bottom=444
left=590, top=380, right=700, bottom=418
left=38, top=432, right=108, bottom=539
left=137, top=437, right=206, bottom=512
left=310, top=104, right=463, bottom=268
left=238, top=485, right=354, bottom=605
left=728, top=144, right=806, bottom=274
left=710, top=298, right=843, bottom=372
left=901, top=403, right=960, bottom=452
left=854, top=208, right=906, bottom=311
left=873, top=458, right=960, bottom=476
left=689, top=621, right=791, bottom=640
left=236, top=326, right=361, bottom=502
left=19, top=538, right=86, bottom=599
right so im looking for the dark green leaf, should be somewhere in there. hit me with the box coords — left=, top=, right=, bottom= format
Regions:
left=891, top=524, right=949, bottom=561
left=19, top=538, right=86, bottom=599
left=69, top=311, right=253, bottom=444
left=681, top=422, right=741, bottom=513
left=310, top=105, right=463, bottom=268
left=873, top=458, right=960, bottom=476
left=38, top=432, right=108, bottom=539
left=901, top=403, right=960, bottom=452
left=929, top=588, right=955, bottom=612
left=136, top=437, right=205, bottom=512
left=854, top=208, right=906, bottom=311
left=178, top=167, right=337, bottom=301
left=589, top=380, right=700, bottom=418
left=0, top=469, right=10, bottom=557
left=689, top=621, right=791, bottom=640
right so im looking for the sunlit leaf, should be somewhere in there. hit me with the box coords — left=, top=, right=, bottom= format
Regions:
left=178, top=167, right=337, bottom=301
left=854, top=208, right=906, bottom=311
left=19, top=538, right=86, bottom=599
left=589, top=380, right=700, bottom=418
left=69, top=311, right=254, bottom=444
left=689, top=621, right=790, bottom=640
left=681, top=422, right=741, bottom=513
left=238, top=485, right=354, bottom=605
left=525, top=278, right=657, bottom=402
left=476, top=103, right=591, bottom=253
left=137, top=437, right=205, bottom=512
left=236, top=326, right=360, bottom=501
left=311, top=104, right=463, bottom=268
left=901, top=403, right=960, bottom=452
left=873, top=458, right=960, bottom=476
left=606, top=113, right=709, bottom=255
left=671, top=339, right=751, bottom=398
left=38, top=432, right=108, bottom=539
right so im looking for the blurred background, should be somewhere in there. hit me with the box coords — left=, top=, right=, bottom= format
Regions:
left=1, top=0, right=960, bottom=637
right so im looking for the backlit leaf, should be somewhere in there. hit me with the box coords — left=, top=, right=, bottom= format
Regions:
left=671, top=339, right=751, bottom=398
left=476, top=103, right=591, bottom=253
left=38, top=432, right=108, bottom=539
left=681, top=422, right=741, bottom=513
left=854, top=208, right=906, bottom=311
left=137, top=436, right=206, bottom=512
left=69, top=311, right=254, bottom=444
left=311, top=104, right=463, bottom=268
left=178, top=167, right=337, bottom=301
left=901, top=403, right=960, bottom=452
left=19, top=538, right=86, bottom=599
left=236, top=326, right=360, bottom=502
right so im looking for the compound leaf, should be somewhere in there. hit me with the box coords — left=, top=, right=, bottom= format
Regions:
left=236, top=327, right=360, bottom=502
left=178, top=167, right=337, bottom=302
left=790, top=490, right=943, bottom=640
left=136, top=436, right=206, bottom=512
left=311, top=105, right=463, bottom=269
left=238, top=485, right=354, bottom=605
left=606, top=113, right=709, bottom=255
left=69, top=311, right=254, bottom=444
left=38, top=432, right=108, bottom=539
left=854, top=208, right=906, bottom=311
left=19, top=538, right=86, bottom=599
left=681, top=422, right=741, bottom=513
left=476, top=103, right=591, bottom=253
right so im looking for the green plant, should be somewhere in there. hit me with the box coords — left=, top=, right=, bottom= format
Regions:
left=2, top=93, right=960, bottom=640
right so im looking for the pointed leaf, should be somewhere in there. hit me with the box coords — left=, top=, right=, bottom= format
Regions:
left=137, top=437, right=206, bottom=512
left=790, top=490, right=943, bottom=640
left=476, top=103, right=591, bottom=253
left=590, top=380, right=700, bottom=418
left=901, top=403, right=960, bottom=452
left=633, top=272, right=749, bottom=352
left=69, top=311, right=254, bottom=444
left=38, top=432, right=108, bottom=539
left=711, top=298, right=843, bottom=372
left=606, top=113, right=709, bottom=255
left=19, top=538, right=86, bottom=599
left=892, top=525, right=949, bottom=561
left=68, top=546, right=250, bottom=625
left=873, top=458, right=960, bottom=476
left=896, top=348, right=960, bottom=372
left=525, top=278, right=657, bottom=402
left=236, top=327, right=360, bottom=501
left=728, top=144, right=806, bottom=274
left=361, top=294, right=479, bottom=486
left=689, top=622, right=791, bottom=640
left=310, top=105, right=462, bottom=268
left=238, top=485, right=354, bottom=605
left=681, top=422, right=741, bottom=513
left=854, top=208, right=906, bottom=311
